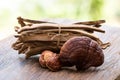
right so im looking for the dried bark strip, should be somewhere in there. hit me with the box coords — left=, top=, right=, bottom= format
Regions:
left=18, top=23, right=105, bottom=33
left=12, top=17, right=110, bottom=58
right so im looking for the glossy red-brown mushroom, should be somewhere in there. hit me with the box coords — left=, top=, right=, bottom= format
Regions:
left=59, top=36, right=104, bottom=70
left=39, top=36, right=104, bottom=71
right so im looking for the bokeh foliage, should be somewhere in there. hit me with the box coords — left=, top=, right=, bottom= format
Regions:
left=0, top=0, right=104, bottom=30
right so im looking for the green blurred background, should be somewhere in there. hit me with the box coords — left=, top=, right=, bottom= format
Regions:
left=0, top=0, right=120, bottom=40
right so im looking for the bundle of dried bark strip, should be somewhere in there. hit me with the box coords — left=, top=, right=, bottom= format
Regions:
left=12, top=17, right=110, bottom=59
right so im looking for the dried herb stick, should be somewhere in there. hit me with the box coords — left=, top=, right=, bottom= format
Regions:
left=12, top=17, right=110, bottom=59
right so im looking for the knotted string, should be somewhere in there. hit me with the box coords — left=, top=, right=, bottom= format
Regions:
left=57, top=25, right=61, bottom=46
left=50, top=25, right=61, bottom=46
left=48, top=24, right=69, bottom=47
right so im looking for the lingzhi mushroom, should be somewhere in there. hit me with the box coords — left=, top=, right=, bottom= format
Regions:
left=39, top=36, right=104, bottom=71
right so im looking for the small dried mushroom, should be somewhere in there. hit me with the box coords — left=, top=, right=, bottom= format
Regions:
left=39, top=50, right=61, bottom=71
left=39, top=36, right=104, bottom=71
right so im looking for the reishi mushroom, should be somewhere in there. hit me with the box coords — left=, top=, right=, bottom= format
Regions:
left=39, top=50, right=61, bottom=71
left=39, top=36, right=104, bottom=71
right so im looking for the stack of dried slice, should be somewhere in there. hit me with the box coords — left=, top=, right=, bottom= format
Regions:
left=12, top=17, right=110, bottom=59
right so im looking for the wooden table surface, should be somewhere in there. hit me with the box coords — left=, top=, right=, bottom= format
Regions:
left=0, top=22, right=120, bottom=80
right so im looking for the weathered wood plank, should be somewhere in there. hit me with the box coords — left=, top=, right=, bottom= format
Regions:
left=0, top=22, right=120, bottom=80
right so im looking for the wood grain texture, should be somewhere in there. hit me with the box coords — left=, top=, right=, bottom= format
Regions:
left=0, top=19, right=120, bottom=80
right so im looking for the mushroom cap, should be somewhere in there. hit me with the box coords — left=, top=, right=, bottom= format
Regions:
left=39, top=50, right=61, bottom=71
left=39, top=50, right=54, bottom=68
left=59, top=36, right=104, bottom=70
left=46, top=54, right=61, bottom=71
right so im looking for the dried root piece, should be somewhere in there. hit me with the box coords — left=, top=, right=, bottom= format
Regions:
left=17, top=17, right=55, bottom=27
left=12, top=17, right=110, bottom=59
left=73, top=20, right=105, bottom=33
left=73, top=20, right=105, bottom=27
left=25, top=46, right=60, bottom=59
left=12, top=41, right=61, bottom=59
left=17, top=23, right=105, bottom=33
